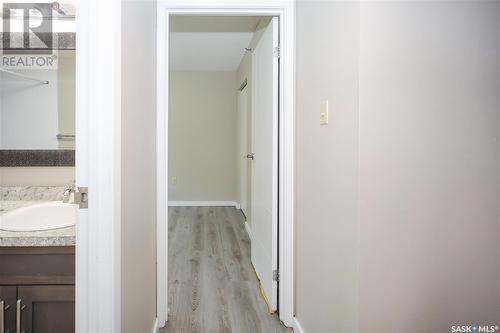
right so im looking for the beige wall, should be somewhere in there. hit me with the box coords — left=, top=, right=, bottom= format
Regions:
left=121, top=1, right=157, bottom=332
left=295, top=1, right=500, bottom=332
left=169, top=71, right=238, bottom=202
left=358, top=1, right=500, bottom=331
left=0, top=167, right=74, bottom=186
left=295, top=1, right=360, bottom=332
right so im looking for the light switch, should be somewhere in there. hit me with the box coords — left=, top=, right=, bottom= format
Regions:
left=320, top=100, right=329, bottom=125
left=171, top=176, right=177, bottom=185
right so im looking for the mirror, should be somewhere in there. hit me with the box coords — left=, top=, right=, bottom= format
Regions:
left=0, top=48, right=75, bottom=150
left=0, top=1, right=76, bottom=153
left=0, top=2, right=76, bottom=166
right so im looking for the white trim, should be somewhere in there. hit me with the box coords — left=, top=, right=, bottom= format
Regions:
left=156, top=5, right=169, bottom=328
left=245, top=221, right=252, bottom=241
left=76, top=0, right=121, bottom=332
left=168, top=201, right=240, bottom=207
left=277, top=1, right=296, bottom=326
left=157, top=0, right=295, bottom=328
left=293, top=317, right=305, bottom=333
left=151, top=317, right=159, bottom=333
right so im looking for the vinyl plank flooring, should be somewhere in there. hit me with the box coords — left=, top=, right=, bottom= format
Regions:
left=160, top=206, right=291, bottom=333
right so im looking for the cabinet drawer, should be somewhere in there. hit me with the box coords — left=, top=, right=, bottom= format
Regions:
left=0, top=247, right=74, bottom=285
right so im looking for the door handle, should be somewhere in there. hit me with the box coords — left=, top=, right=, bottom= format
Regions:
left=245, top=153, right=255, bottom=160
left=15, top=300, right=21, bottom=333
left=1, top=300, right=4, bottom=333
left=16, top=300, right=19, bottom=333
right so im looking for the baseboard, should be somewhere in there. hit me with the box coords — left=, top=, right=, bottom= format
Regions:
left=244, top=221, right=252, bottom=241
left=151, top=317, right=159, bottom=333
left=168, top=201, right=239, bottom=207
left=293, top=317, right=305, bottom=333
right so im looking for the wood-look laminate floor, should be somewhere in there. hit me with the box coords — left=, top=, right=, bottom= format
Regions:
left=159, top=206, right=291, bottom=333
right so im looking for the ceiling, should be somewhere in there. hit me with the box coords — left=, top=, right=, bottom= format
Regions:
left=170, top=32, right=253, bottom=71
left=169, top=16, right=266, bottom=71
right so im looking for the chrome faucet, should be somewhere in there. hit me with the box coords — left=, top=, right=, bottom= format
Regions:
left=62, top=181, right=89, bottom=208
left=63, top=181, right=76, bottom=203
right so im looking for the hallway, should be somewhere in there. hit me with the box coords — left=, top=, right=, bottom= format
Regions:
left=160, top=206, right=290, bottom=333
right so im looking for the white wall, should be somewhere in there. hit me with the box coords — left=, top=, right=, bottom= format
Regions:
left=121, top=1, right=157, bottom=332
left=295, top=1, right=360, bottom=332
left=295, top=1, right=500, bottom=332
left=169, top=70, right=238, bottom=202
left=358, top=1, right=500, bottom=330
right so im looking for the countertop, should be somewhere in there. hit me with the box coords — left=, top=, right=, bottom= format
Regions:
left=0, top=200, right=75, bottom=247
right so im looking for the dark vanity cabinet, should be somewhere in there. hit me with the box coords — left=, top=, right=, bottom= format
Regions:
left=0, top=247, right=75, bottom=333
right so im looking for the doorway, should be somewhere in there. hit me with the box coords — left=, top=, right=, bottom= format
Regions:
left=156, top=3, right=296, bottom=329
left=164, top=14, right=281, bottom=330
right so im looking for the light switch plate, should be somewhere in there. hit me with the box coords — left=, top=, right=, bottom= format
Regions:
left=320, top=100, right=329, bottom=125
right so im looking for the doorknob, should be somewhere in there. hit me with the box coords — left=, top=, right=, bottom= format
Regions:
left=245, top=153, right=255, bottom=160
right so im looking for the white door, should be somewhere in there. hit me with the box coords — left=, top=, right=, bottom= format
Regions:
left=251, top=17, right=279, bottom=311
left=238, top=86, right=249, bottom=217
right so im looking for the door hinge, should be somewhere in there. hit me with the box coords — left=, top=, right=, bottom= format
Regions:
left=273, top=46, right=281, bottom=58
left=75, top=187, right=89, bottom=209
left=273, top=269, right=280, bottom=282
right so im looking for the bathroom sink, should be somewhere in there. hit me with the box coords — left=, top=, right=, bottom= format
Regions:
left=0, top=202, right=77, bottom=232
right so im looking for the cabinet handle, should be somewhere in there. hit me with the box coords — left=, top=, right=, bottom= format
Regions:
left=1, top=300, right=4, bottom=333
left=15, top=300, right=20, bottom=333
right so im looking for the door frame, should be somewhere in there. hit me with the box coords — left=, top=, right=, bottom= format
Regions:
left=156, top=0, right=295, bottom=328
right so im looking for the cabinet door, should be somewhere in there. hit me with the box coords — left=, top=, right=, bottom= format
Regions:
left=17, top=286, right=75, bottom=333
left=0, top=286, right=16, bottom=333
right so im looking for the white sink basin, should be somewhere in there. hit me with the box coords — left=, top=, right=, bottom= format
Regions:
left=0, top=202, right=77, bottom=232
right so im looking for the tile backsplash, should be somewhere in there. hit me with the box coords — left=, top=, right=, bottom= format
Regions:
left=0, top=186, right=66, bottom=201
